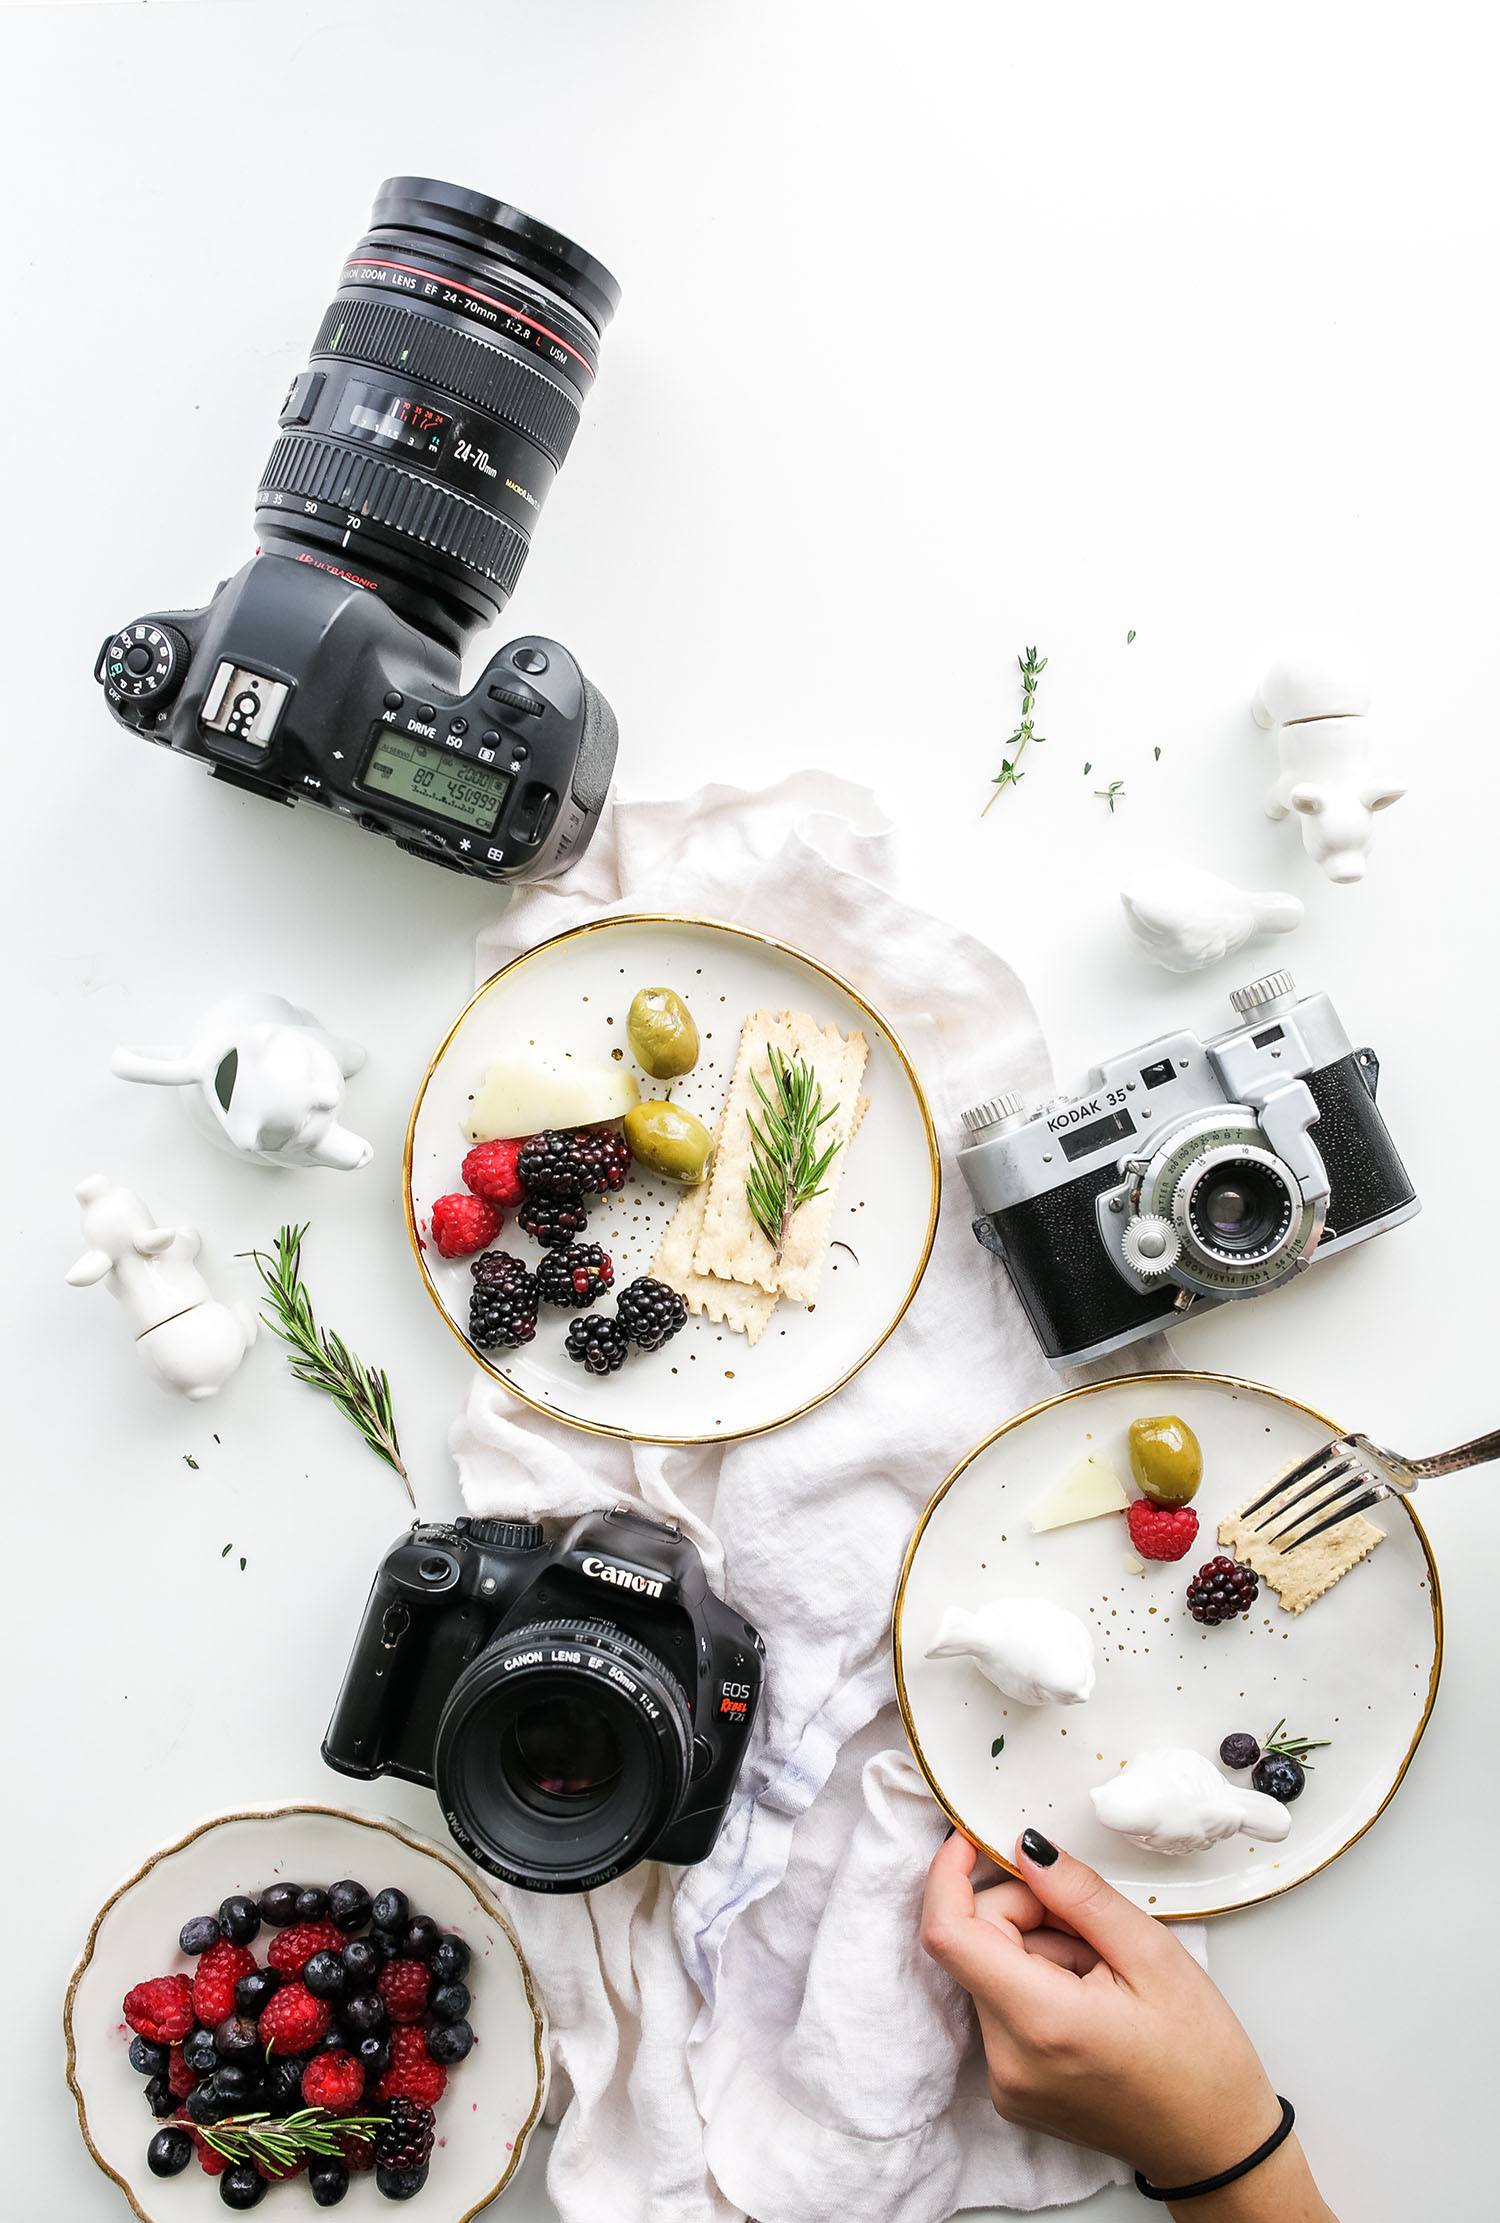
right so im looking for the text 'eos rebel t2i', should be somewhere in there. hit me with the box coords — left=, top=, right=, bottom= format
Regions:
left=959, top=972, right=1418, bottom=1366
left=96, top=178, right=620, bottom=881
left=322, top=1509, right=764, bottom=1894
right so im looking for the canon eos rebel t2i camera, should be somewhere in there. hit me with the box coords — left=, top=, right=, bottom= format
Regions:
left=96, top=178, right=619, bottom=882
left=323, top=1509, right=764, bottom=1894
left=959, top=972, right=1418, bottom=1366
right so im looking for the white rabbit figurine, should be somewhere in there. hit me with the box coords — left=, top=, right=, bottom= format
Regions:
left=66, top=1177, right=257, bottom=1401
left=1120, top=866, right=1303, bottom=973
left=1091, top=1747, right=1291, bottom=1856
left=1253, top=657, right=1406, bottom=884
left=925, top=1597, right=1096, bottom=1707
left=113, top=993, right=372, bottom=1171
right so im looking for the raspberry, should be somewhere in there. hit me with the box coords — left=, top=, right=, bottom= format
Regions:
left=378, top=2053, right=447, bottom=2108
left=337, top=2128, right=377, bottom=2174
left=1126, top=1500, right=1200, bottom=1562
left=258, top=1980, right=332, bottom=2055
left=430, top=1191, right=501, bottom=1259
left=195, top=2135, right=231, bottom=2177
left=378, top=1957, right=431, bottom=2024
left=387, top=2026, right=435, bottom=2075
left=123, top=1975, right=195, bottom=2046
left=166, top=2046, right=197, bottom=2101
left=1185, top=1555, right=1261, bottom=1625
left=301, top=2048, right=365, bottom=2112
left=375, top=2098, right=436, bottom=2173
left=462, top=1138, right=527, bottom=1209
left=267, top=1920, right=345, bottom=1976
left=191, top=1940, right=256, bottom=2028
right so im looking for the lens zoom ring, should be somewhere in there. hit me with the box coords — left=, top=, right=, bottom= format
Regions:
left=258, top=432, right=528, bottom=595
left=313, top=298, right=581, bottom=466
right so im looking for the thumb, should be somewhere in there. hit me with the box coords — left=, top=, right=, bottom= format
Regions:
left=1015, top=1828, right=1167, bottom=1976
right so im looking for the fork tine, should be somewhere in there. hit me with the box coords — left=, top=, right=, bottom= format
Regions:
left=1264, top=1463, right=1367, bottom=1542
left=1251, top=1454, right=1356, bottom=1534
left=1279, top=1484, right=1387, bottom=1551
left=1238, top=1438, right=1345, bottom=1521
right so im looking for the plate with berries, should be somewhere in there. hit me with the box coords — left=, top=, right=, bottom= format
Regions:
left=893, top=1372, right=1442, bottom=1918
left=404, top=914, right=940, bottom=1444
left=65, top=1803, right=547, bottom=2219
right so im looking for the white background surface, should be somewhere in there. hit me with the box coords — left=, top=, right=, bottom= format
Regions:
left=3, top=3, right=1497, bottom=2218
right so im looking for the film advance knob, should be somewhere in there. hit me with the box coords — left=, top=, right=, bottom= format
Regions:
left=960, top=1091, right=1025, bottom=1138
left=465, top=1517, right=545, bottom=1551
left=99, top=622, right=187, bottom=707
left=1122, top=1214, right=1182, bottom=1278
left=1229, top=970, right=1297, bottom=1017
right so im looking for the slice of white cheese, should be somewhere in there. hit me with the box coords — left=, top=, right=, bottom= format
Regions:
left=466, top=1055, right=640, bottom=1143
left=1029, top=1453, right=1129, bottom=1534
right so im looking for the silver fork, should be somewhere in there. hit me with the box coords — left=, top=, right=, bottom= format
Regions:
left=1242, top=1426, right=1500, bottom=1551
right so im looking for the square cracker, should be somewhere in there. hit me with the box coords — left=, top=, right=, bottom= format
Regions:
left=1219, top=1485, right=1384, bottom=1614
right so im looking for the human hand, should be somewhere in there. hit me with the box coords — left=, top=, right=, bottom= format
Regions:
left=921, top=1828, right=1334, bottom=2217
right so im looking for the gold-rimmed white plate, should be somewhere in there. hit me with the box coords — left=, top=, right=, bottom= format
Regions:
left=404, top=914, right=939, bottom=1444
left=65, top=1804, right=547, bottom=2221
left=894, top=1375, right=1442, bottom=1919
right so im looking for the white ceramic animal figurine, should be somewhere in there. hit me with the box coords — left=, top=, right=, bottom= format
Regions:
left=1252, top=657, right=1406, bottom=884
left=1091, top=1747, right=1291, bottom=1856
left=925, top=1598, right=1096, bottom=1706
left=66, top=1177, right=257, bottom=1401
left=113, top=994, right=372, bottom=1171
left=1120, top=866, right=1303, bottom=973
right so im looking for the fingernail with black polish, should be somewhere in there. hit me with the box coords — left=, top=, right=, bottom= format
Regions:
left=943, top=1823, right=956, bottom=1840
left=1020, top=1827, right=1058, bottom=1867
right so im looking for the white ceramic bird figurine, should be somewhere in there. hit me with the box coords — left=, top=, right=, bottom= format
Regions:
left=1120, top=867, right=1303, bottom=974
left=924, top=1598, right=1096, bottom=1706
left=1091, top=1747, right=1291, bottom=1856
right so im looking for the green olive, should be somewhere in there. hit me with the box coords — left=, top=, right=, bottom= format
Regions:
left=1127, top=1414, right=1204, bottom=1507
left=626, top=986, right=700, bottom=1080
left=623, top=1099, right=714, bottom=1184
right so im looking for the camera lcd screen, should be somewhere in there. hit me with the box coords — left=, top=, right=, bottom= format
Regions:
left=1057, top=1107, right=1137, bottom=1162
left=359, top=732, right=512, bottom=832
left=340, top=379, right=450, bottom=458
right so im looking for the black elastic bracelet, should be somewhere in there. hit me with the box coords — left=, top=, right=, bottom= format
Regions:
left=1134, top=2096, right=1295, bottom=2202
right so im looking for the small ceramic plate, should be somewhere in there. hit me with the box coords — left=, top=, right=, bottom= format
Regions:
left=894, top=1375, right=1442, bottom=1918
left=65, top=1804, right=547, bottom=2222
left=405, top=914, right=939, bottom=1443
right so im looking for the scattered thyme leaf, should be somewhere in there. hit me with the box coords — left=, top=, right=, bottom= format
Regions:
left=183, top=1454, right=199, bottom=1470
left=1083, top=761, right=1092, bottom=776
left=830, top=1239, right=861, bottom=1265
left=239, top=1557, right=247, bottom=1572
left=1094, top=779, right=1126, bottom=813
left=991, top=1735, right=1006, bottom=1758
left=221, top=1543, right=232, bottom=1558
left=1127, top=629, right=1137, bottom=644
left=1154, top=746, right=1162, bottom=762
left=983, top=647, right=1047, bottom=814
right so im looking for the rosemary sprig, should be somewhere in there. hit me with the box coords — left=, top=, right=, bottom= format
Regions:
left=201, top=2108, right=386, bottom=2171
left=243, top=1224, right=413, bottom=1504
left=745, top=1047, right=842, bottom=1261
left=1262, top=1718, right=1332, bottom=1767
left=982, top=646, right=1047, bottom=814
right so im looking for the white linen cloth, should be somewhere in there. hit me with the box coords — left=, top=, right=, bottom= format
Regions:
left=453, top=775, right=1139, bottom=2221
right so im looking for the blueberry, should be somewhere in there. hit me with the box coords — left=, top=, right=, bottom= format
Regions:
left=219, top=2163, right=268, bottom=2208
left=312, top=2027, right=347, bottom=2054
left=429, top=1934, right=471, bottom=1983
left=342, top=1990, right=387, bottom=2036
left=179, top=1914, right=224, bottom=1955
left=354, top=2031, right=391, bottom=2076
left=144, top=2071, right=174, bottom=2119
left=211, top=2063, right=257, bottom=2104
left=1219, top=1732, right=1261, bottom=1771
left=264, top=2053, right=310, bottom=2110
left=328, top=1879, right=372, bottom=1933
left=375, top=2163, right=429, bottom=2201
left=310, top=2157, right=350, bottom=2206
left=342, top=1938, right=380, bottom=1985
left=258, top=1881, right=301, bottom=1926
left=371, top=1928, right=403, bottom=1961
left=426, top=2017, right=473, bottom=2066
left=294, top=1885, right=329, bottom=1922
left=429, top=1979, right=470, bottom=2024
left=303, top=1949, right=347, bottom=2001
left=235, top=1967, right=283, bottom=2017
left=1251, top=1751, right=1306, bottom=1803
left=147, top=2126, right=195, bottom=2177
left=186, top=2081, right=230, bottom=2125
left=218, top=1894, right=261, bottom=1946
left=370, top=1888, right=408, bottom=1933
left=402, top=1915, right=441, bottom=1960
left=184, top=2028, right=219, bottom=2075
left=214, top=2015, right=260, bottom=2063
left=129, top=2036, right=169, bottom=2077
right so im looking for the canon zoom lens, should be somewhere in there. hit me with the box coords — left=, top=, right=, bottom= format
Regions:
left=432, top=1619, right=694, bottom=1892
left=255, top=178, right=619, bottom=652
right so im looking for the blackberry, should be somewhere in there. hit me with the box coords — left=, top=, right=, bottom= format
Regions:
left=518, top=1194, right=590, bottom=1248
left=565, top=1314, right=630, bottom=1375
left=536, top=1243, right=614, bottom=1309
left=1219, top=1732, right=1260, bottom=1771
left=376, top=2098, right=437, bottom=2175
left=147, top=2126, right=195, bottom=2177
left=615, top=1276, right=688, bottom=1352
left=1252, top=1751, right=1306, bottom=1803
left=517, top=1130, right=586, bottom=1200
left=569, top=1125, right=631, bottom=1195
left=471, top=1251, right=533, bottom=1294
left=468, top=1264, right=539, bottom=1352
left=1185, top=1555, right=1260, bottom=1625
left=179, top=1914, right=223, bottom=1956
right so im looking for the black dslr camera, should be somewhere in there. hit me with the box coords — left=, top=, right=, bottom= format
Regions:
left=323, top=1510, right=765, bottom=1893
left=96, top=178, right=620, bottom=882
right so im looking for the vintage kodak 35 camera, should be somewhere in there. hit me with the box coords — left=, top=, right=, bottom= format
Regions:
left=958, top=972, right=1418, bottom=1366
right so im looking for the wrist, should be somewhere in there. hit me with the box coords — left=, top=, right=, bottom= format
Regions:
left=1162, top=2135, right=1334, bottom=2222
left=1131, top=2085, right=1283, bottom=2191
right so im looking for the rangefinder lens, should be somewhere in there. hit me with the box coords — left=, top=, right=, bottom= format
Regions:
left=1187, top=1157, right=1293, bottom=1260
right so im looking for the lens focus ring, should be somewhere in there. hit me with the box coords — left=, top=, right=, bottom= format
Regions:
left=313, top=297, right=582, bottom=468
left=259, top=431, right=528, bottom=596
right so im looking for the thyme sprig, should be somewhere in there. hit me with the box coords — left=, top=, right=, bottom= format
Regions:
left=1094, top=778, right=1126, bottom=813
left=201, top=2108, right=386, bottom=2171
left=982, top=646, right=1047, bottom=814
left=745, top=1047, right=842, bottom=1261
left=243, top=1224, right=412, bottom=1503
left=1262, top=1718, right=1332, bottom=1768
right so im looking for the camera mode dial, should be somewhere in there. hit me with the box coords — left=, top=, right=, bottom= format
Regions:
left=98, top=623, right=187, bottom=708
left=464, top=1518, right=545, bottom=1551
